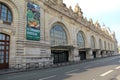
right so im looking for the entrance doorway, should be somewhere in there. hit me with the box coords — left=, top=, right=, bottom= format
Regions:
left=101, top=51, right=103, bottom=57
left=51, top=50, right=69, bottom=64
left=0, top=33, right=10, bottom=69
left=93, top=51, right=96, bottom=58
left=79, top=51, right=86, bottom=60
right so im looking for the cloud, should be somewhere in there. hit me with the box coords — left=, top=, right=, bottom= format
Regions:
left=63, top=0, right=120, bottom=15
left=63, top=0, right=120, bottom=45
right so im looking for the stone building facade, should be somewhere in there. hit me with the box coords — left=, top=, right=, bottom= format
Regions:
left=0, top=0, right=118, bottom=69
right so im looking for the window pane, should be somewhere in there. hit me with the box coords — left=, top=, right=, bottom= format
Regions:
left=6, top=58, right=8, bottom=63
left=6, top=46, right=9, bottom=50
left=6, top=42, right=9, bottom=44
left=1, top=42, right=5, bottom=44
left=0, top=34, right=2, bottom=40
left=50, top=24, right=67, bottom=45
left=1, top=51, right=4, bottom=56
left=6, top=36, right=9, bottom=40
left=7, top=10, right=12, bottom=22
left=0, top=3, right=12, bottom=23
left=77, top=32, right=85, bottom=48
left=2, top=35, right=5, bottom=40
left=6, top=51, right=8, bottom=58
left=1, top=46, right=4, bottom=50
left=0, top=59, right=4, bottom=63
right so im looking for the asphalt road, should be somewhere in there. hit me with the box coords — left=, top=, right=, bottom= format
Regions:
left=0, top=56, right=120, bottom=80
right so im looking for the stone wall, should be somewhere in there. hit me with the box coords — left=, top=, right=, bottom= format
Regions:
left=0, top=0, right=118, bottom=66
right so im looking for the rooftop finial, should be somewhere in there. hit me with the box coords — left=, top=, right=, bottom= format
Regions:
left=74, top=3, right=80, bottom=13
left=89, top=18, right=93, bottom=24
left=57, top=0, right=63, bottom=5
left=69, top=6, right=73, bottom=12
left=74, top=3, right=83, bottom=17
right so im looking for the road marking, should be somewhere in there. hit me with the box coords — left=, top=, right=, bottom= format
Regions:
left=66, top=69, right=79, bottom=74
left=115, top=66, right=120, bottom=69
left=39, top=75, right=56, bottom=80
left=100, top=70, right=114, bottom=77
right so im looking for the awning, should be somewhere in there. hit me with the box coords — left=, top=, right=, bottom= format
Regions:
left=79, top=48, right=91, bottom=51
left=51, top=45, right=74, bottom=49
left=79, top=48, right=100, bottom=51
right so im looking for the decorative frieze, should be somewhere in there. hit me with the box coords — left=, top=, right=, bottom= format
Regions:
left=43, top=0, right=114, bottom=41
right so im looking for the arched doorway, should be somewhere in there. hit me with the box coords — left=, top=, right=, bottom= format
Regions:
left=77, top=31, right=86, bottom=60
left=0, top=33, right=10, bottom=69
left=50, top=23, right=69, bottom=64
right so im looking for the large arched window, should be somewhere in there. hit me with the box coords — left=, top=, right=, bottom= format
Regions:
left=50, top=24, right=67, bottom=46
left=91, top=36, right=95, bottom=49
left=77, top=31, right=85, bottom=48
left=0, top=3, right=12, bottom=24
left=99, top=39, right=102, bottom=49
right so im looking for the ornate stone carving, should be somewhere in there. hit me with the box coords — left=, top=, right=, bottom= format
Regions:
left=74, top=3, right=83, bottom=17
left=44, top=0, right=113, bottom=39
left=57, top=0, right=63, bottom=5
left=95, top=20, right=100, bottom=27
left=89, top=18, right=93, bottom=25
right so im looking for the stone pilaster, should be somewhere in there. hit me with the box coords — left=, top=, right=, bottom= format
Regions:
left=86, top=49, right=93, bottom=59
left=96, top=50, right=101, bottom=58
left=102, top=51, right=107, bottom=57
left=69, top=48, right=79, bottom=62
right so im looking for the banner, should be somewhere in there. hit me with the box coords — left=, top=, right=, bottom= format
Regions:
left=26, top=2, right=40, bottom=41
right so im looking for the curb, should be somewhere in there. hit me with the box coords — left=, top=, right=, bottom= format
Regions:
left=0, top=55, right=119, bottom=75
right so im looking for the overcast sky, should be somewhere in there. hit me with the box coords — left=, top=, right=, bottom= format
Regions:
left=63, top=0, right=120, bottom=45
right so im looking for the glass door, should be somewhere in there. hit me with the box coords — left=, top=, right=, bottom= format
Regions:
left=0, top=33, right=10, bottom=69
left=52, top=50, right=69, bottom=64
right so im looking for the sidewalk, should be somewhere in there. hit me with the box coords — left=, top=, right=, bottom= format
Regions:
left=116, top=75, right=120, bottom=80
left=0, top=55, right=119, bottom=75
left=0, top=68, right=27, bottom=75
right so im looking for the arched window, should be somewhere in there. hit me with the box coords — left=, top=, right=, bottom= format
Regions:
left=99, top=39, right=102, bottom=49
left=0, top=3, right=12, bottom=24
left=91, top=36, right=95, bottom=49
left=50, top=24, right=67, bottom=46
left=77, top=31, right=85, bottom=48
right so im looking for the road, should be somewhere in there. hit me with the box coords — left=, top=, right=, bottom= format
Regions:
left=0, top=56, right=120, bottom=80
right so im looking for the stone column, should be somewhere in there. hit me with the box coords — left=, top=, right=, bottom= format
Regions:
left=107, top=51, right=110, bottom=56
left=96, top=50, right=101, bottom=58
left=103, top=51, right=107, bottom=57
left=86, top=49, right=93, bottom=59
left=69, top=48, right=79, bottom=62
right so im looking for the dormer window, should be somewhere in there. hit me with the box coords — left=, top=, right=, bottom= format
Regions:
left=0, top=3, right=12, bottom=24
